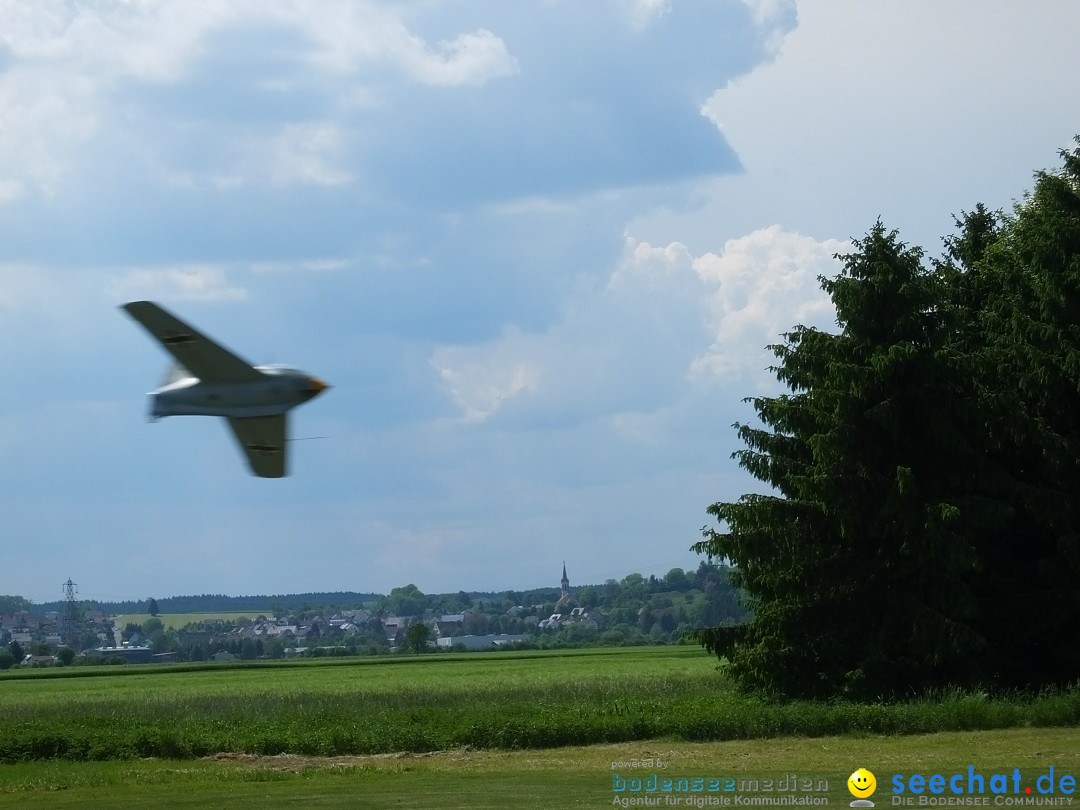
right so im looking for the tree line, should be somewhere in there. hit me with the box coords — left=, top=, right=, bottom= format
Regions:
left=695, top=138, right=1080, bottom=699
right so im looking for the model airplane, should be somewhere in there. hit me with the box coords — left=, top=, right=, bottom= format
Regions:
left=121, top=301, right=329, bottom=478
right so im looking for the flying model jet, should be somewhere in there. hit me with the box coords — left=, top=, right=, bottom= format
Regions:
left=121, top=301, right=329, bottom=478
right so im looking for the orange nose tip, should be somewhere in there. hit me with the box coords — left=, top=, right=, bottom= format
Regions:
left=308, top=377, right=329, bottom=395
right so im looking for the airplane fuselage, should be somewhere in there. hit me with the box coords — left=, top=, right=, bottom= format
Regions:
left=150, top=365, right=327, bottom=420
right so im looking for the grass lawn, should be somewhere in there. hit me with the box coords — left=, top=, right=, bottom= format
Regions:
left=1, top=727, right=1077, bottom=809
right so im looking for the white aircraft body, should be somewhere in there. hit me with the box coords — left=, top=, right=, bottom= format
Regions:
left=121, top=301, right=329, bottom=478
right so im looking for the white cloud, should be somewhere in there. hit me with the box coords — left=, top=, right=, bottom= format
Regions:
left=698, top=0, right=1080, bottom=251
left=0, top=0, right=230, bottom=82
left=291, top=4, right=518, bottom=86
left=736, top=0, right=796, bottom=53
left=0, top=2, right=518, bottom=202
left=690, top=225, right=842, bottom=380
left=401, top=29, right=519, bottom=87
left=432, top=225, right=842, bottom=427
left=108, top=266, right=248, bottom=303
left=268, top=122, right=352, bottom=187
left=432, top=329, right=538, bottom=424
left=0, top=0, right=238, bottom=200
left=0, top=1, right=517, bottom=87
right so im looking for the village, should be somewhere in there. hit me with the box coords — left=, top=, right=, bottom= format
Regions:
left=0, top=563, right=742, bottom=667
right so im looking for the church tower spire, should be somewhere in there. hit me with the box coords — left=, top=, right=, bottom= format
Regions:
left=561, top=562, right=569, bottom=596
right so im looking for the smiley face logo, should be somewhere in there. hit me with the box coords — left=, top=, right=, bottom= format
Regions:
left=848, top=768, right=877, bottom=799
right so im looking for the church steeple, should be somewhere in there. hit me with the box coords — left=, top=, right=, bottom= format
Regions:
left=561, top=562, right=569, bottom=595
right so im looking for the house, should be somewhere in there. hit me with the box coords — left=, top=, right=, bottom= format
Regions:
left=212, top=650, right=237, bottom=662
left=538, top=613, right=563, bottom=629
left=328, top=611, right=370, bottom=629
left=381, top=616, right=411, bottom=643
left=435, top=614, right=465, bottom=637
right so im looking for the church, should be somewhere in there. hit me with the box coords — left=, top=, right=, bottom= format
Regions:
left=553, top=562, right=578, bottom=613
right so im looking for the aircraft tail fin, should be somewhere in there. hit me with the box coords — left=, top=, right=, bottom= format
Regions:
left=161, top=361, right=192, bottom=386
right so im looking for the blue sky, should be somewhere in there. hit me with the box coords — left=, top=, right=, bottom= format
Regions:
left=3, top=0, right=1079, bottom=604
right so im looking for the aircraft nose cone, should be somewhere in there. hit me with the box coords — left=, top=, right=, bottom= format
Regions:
left=308, top=377, right=329, bottom=397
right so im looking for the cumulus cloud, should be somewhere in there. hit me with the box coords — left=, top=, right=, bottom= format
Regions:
left=691, top=225, right=842, bottom=380
left=287, top=4, right=518, bottom=85
left=432, top=225, right=842, bottom=426
left=0, top=1, right=518, bottom=202
left=0, top=0, right=235, bottom=200
left=433, top=332, right=538, bottom=423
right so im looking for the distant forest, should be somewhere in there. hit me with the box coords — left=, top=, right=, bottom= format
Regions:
left=28, top=592, right=383, bottom=616
left=22, top=563, right=731, bottom=619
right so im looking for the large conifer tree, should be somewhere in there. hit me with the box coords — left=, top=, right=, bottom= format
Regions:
left=695, top=223, right=996, bottom=698
left=697, top=142, right=1080, bottom=697
left=962, top=140, right=1080, bottom=685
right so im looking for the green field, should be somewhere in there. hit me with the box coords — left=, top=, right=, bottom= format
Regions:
left=3, top=646, right=1079, bottom=763
left=111, top=612, right=264, bottom=630
left=1, top=728, right=1076, bottom=808
left=2, top=647, right=1078, bottom=807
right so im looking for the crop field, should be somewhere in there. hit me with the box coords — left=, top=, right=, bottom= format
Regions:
left=111, top=612, right=262, bottom=630
left=2, top=646, right=1079, bottom=766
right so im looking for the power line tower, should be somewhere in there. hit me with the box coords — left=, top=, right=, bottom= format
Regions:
left=62, top=578, right=80, bottom=645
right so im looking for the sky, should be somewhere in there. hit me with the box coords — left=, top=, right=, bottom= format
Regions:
left=3, top=0, right=1080, bottom=605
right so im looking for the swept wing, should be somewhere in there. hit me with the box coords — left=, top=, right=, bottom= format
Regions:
left=122, top=301, right=263, bottom=384
left=227, top=415, right=288, bottom=478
